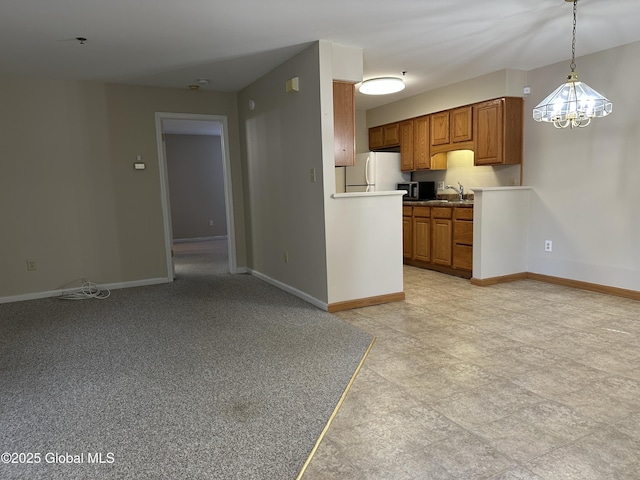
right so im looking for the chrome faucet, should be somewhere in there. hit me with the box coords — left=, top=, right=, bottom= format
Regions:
left=445, top=182, right=464, bottom=201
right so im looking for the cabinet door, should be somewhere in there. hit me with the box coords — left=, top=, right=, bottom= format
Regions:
left=413, top=216, right=431, bottom=262
left=452, top=245, right=473, bottom=270
left=400, top=120, right=414, bottom=171
left=474, top=99, right=503, bottom=165
left=369, top=126, right=383, bottom=150
left=383, top=123, right=400, bottom=146
left=453, top=219, right=473, bottom=245
left=414, top=116, right=430, bottom=170
left=432, top=218, right=452, bottom=266
left=333, top=81, right=355, bottom=166
left=451, top=106, right=472, bottom=143
left=403, top=215, right=413, bottom=259
left=430, top=111, right=450, bottom=146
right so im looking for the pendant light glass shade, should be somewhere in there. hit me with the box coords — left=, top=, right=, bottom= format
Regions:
left=532, top=0, right=612, bottom=128
left=533, top=72, right=612, bottom=128
left=358, top=77, right=405, bottom=95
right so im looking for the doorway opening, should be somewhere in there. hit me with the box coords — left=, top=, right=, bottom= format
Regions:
left=155, top=113, right=239, bottom=279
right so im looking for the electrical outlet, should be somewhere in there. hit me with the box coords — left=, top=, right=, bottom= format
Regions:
left=26, top=259, right=37, bottom=271
left=310, top=168, right=316, bottom=183
left=544, top=240, right=553, bottom=252
left=208, top=220, right=214, bottom=226
left=437, top=181, right=445, bottom=190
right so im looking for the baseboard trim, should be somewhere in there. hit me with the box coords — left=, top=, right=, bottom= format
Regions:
left=247, top=269, right=329, bottom=311
left=526, top=272, right=640, bottom=301
left=472, top=272, right=640, bottom=302
left=470, top=272, right=528, bottom=286
left=0, top=277, right=171, bottom=304
left=328, top=292, right=405, bottom=313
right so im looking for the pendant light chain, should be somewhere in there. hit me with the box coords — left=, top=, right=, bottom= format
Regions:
left=570, top=0, right=577, bottom=72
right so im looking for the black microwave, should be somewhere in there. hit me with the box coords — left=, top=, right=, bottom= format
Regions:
left=397, top=181, right=436, bottom=201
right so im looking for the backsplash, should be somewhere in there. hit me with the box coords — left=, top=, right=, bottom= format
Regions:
left=412, top=150, right=521, bottom=194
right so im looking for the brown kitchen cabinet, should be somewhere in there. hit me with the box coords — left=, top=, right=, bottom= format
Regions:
left=413, top=115, right=430, bottom=170
left=399, top=120, right=414, bottom=171
left=404, top=203, right=472, bottom=278
left=369, top=122, right=400, bottom=150
left=401, top=116, right=446, bottom=171
left=412, top=206, right=431, bottom=263
left=333, top=81, right=355, bottom=167
left=430, top=111, right=449, bottom=146
left=429, top=105, right=474, bottom=155
left=451, top=105, right=473, bottom=143
left=402, top=205, right=413, bottom=259
left=453, top=207, right=473, bottom=270
left=431, top=207, right=452, bottom=266
left=473, top=97, right=523, bottom=166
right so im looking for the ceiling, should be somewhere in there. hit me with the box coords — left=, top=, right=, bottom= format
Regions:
left=2, top=0, right=639, bottom=110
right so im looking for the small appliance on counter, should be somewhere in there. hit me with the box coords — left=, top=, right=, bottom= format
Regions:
left=397, top=181, right=436, bottom=201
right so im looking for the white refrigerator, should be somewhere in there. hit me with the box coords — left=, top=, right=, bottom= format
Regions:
left=345, top=152, right=410, bottom=192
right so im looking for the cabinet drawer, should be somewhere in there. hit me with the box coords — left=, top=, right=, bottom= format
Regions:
left=454, top=207, right=473, bottom=220
left=413, top=206, right=431, bottom=217
left=453, top=221, right=473, bottom=245
left=453, top=244, right=473, bottom=270
left=402, top=205, right=413, bottom=217
left=432, top=207, right=452, bottom=219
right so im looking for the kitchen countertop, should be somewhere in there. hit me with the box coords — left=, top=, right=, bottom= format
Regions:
left=403, top=199, right=474, bottom=207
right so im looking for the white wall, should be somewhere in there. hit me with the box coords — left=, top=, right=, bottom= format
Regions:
left=321, top=43, right=405, bottom=306
left=327, top=193, right=404, bottom=303
left=472, top=187, right=531, bottom=280
left=524, top=41, right=640, bottom=291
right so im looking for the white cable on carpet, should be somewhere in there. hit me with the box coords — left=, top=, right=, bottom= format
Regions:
left=60, top=279, right=110, bottom=300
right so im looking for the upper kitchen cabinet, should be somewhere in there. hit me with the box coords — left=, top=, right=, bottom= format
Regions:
left=451, top=106, right=473, bottom=143
left=413, top=115, right=432, bottom=170
left=429, top=105, right=474, bottom=155
left=369, top=122, right=400, bottom=150
left=401, top=115, right=446, bottom=171
left=430, top=111, right=449, bottom=146
left=473, top=97, right=523, bottom=166
left=333, top=81, right=356, bottom=167
left=400, top=120, right=414, bottom=171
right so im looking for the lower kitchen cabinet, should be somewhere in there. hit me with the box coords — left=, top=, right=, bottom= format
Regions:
left=404, top=203, right=473, bottom=278
left=402, top=206, right=413, bottom=260
left=431, top=208, right=452, bottom=266
left=412, top=207, right=431, bottom=262
left=453, top=207, right=473, bottom=270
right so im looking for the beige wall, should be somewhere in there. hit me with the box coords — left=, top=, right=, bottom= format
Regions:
left=237, top=42, right=329, bottom=302
left=365, top=69, right=526, bottom=127
left=0, top=77, right=245, bottom=300
left=523, top=41, right=640, bottom=291
left=165, top=134, right=227, bottom=239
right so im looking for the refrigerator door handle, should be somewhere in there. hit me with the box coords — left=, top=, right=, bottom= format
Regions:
left=364, top=155, right=371, bottom=186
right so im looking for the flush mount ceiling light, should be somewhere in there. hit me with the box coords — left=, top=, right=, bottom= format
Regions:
left=359, top=76, right=405, bottom=95
left=533, top=0, right=612, bottom=128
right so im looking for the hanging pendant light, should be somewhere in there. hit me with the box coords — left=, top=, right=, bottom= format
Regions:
left=533, top=0, right=612, bottom=128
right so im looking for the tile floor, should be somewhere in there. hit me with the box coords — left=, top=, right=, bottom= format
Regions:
left=302, top=266, right=640, bottom=479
